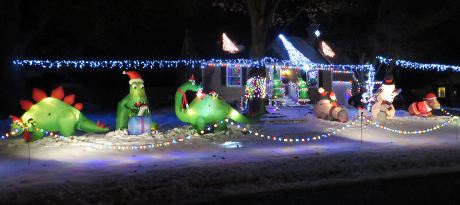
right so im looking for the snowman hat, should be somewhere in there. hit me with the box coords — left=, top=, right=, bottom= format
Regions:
left=123, top=71, right=144, bottom=84
left=383, top=75, right=394, bottom=85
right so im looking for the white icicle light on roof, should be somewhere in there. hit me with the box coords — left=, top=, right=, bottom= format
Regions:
left=278, top=34, right=311, bottom=65
left=377, top=56, right=460, bottom=72
left=222, top=33, right=240, bottom=54
left=321, top=41, right=335, bottom=58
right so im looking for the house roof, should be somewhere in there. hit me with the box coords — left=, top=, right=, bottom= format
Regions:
left=272, top=35, right=329, bottom=64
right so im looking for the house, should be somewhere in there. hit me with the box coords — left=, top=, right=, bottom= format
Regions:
left=196, top=34, right=359, bottom=107
left=413, top=74, right=460, bottom=107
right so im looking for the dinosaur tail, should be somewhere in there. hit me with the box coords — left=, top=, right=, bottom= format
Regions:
left=78, top=116, right=109, bottom=133
left=228, top=108, right=254, bottom=124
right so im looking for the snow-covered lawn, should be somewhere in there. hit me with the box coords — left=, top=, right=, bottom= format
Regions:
left=1, top=106, right=460, bottom=204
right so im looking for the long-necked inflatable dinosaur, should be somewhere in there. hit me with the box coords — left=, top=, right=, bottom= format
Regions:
left=175, top=75, right=251, bottom=132
left=10, top=87, right=109, bottom=139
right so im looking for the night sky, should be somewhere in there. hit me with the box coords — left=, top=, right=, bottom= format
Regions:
left=1, top=0, right=460, bottom=118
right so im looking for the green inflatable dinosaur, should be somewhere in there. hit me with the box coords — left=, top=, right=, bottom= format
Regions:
left=10, top=87, right=109, bottom=139
left=116, top=71, right=157, bottom=130
left=175, top=75, right=251, bottom=133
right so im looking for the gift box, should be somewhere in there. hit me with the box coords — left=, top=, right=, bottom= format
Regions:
left=128, top=116, right=151, bottom=135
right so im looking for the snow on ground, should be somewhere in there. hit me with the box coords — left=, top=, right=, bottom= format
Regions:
left=1, top=106, right=460, bottom=204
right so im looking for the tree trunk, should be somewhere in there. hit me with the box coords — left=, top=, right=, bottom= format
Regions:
left=249, top=18, right=269, bottom=58
left=245, top=0, right=280, bottom=59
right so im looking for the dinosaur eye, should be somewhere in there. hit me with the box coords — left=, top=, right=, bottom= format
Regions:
left=141, top=85, right=144, bottom=89
left=133, top=85, right=137, bottom=89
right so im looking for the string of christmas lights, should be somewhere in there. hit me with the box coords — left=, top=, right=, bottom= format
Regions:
left=241, top=118, right=360, bottom=143
left=244, top=76, right=267, bottom=99
left=364, top=67, right=376, bottom=110
left=13, top=58, right=375, bottom=71
left=377, top=56, right=460, bottom=72
left=1, top=128, right=191, bottom=151
left=363, top=109, right=458, bottom=135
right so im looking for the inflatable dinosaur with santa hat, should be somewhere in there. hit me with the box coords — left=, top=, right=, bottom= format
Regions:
left=175, top=75, right=252, bottom=133
left=116, top=71, right=157, bottom=132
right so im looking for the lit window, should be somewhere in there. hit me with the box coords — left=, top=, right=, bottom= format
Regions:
left=438, top=87, right=446, bottom=98
left=226, top=66, right=242, bottom=87
left=307, top=70, right=318, bottom=87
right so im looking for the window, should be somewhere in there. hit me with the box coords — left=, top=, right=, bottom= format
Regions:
left=307, top=70, right=318, bottom=87
left=226, top=66, right=242, bottom=87
left=438, top=87, right=446, bottom=98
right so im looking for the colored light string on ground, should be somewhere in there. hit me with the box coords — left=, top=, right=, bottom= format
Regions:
left=227, top=118, right=360, bottom=143
left=362, top=109, right=458, bottom=135
left=1, top=127, right=191, bottom=151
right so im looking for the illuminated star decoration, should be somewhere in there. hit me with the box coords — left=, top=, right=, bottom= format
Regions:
left=321, top=41, right=335, bottom=58
left=222, top=33, right=240, bottom=54
left=314, top=30, right=321, bottom=38
left=278, top=34, right=311, bottom=65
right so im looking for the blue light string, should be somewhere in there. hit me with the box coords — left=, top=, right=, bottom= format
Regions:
left=13, top=58, right=374, bottom=71
left=377, top=56, right=460, bottom=72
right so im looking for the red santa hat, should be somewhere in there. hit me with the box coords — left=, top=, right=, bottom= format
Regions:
left=329, top=92, right=337, bottom=101
left=425, top=93, right=437, bottom=100
left=189, top=75, right=196, bottom=83
left=9, top=115, right=22, bottom=122
left=318, top=87, right=330, bottom=100
left=123, top=71, right=144, bottom=84
left=209, top=90, right=219, bottom=97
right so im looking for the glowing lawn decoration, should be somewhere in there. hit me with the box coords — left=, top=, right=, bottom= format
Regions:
left=9, top=87, right=109, bottom=138
left=297, top=78, right=310, bottom=104
left=116, top=71, right=158, bottom=134
left=272, top=69, right=284, bottom=99
left=175, top=76, right=251, bottom=133
left=222, top=33, right=240, bottom=54
left=244, top=76, right=267, bottom=99
left=408, top=93, right=441, bottom=117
